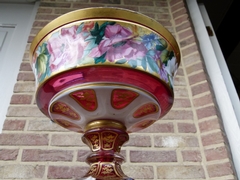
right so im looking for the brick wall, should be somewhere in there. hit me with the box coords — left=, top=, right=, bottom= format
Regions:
left=0, top=0, right=237, bottom=179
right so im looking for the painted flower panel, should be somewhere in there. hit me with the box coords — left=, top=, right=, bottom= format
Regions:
left=33, top=21, right=178, bottom=89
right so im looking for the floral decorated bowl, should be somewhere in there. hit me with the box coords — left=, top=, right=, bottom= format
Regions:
left=30, top=7, right=181, bottom=133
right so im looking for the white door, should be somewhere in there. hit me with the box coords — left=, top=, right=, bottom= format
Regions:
left=0, top=2, right=39, bottom=132
left=0, top=26, right=14, bottom=74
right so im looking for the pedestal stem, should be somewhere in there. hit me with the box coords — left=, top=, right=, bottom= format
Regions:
left=81, top=120, right=133, bottom=180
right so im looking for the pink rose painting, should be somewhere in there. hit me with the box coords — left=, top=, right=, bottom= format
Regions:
left=89, top=24, right=147, bottom=62
left=47, top=25, right=85, bottom=72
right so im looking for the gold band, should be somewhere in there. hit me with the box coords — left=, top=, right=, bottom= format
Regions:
left=85, top=120, right=126, bottom=131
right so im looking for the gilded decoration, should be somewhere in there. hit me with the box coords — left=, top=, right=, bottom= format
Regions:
left=133, top=103, right=159, bottom=118
left=111, top=89, right=139, bottom=109
left=99, top=163, right=119, bottom=179
left=102, top=131, right=117, bottom=150
left=88, top=163, right=99, bottom=176
left=70, top=89, right=97, bottom=111
left=50, top=101, right=80, bottom=120
left=85, top=133, right=100, bottom=151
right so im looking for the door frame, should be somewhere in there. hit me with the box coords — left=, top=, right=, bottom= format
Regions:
left=0, top=2, right=39, bottom=132
left=186, top=0, right=240, bottom=178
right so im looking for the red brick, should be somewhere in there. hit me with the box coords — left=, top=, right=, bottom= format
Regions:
left=106, top=5, right=139, bottom=11
left=173, top=98, right=191, bottom=108
left=25, top=43, right=30, bottom=51
left=125, top=135, right=151, bottom=147
left=47, top=166, right=88, bottom=179
left=180, top=36, right=196, bottom=48
left=181, top=150, right=202, bottom=162
left=175, top=14, right=189, bottom=25
left=40, top=2, right=71, bottom=7
left=139, top=122, right=174, bottom=133
left=182, top=44, right=199, bottom=57
left=172, top=7, right=187, bottom=19
left=154, top=135, right=199, bottom=147
left=176, top=21, right=191, bottom=32
left=37, top=7, right=53, bottom=14
left=23, top=52, right=29, bottom=59
left=162, top=110, right=193, bottom=120
left=207, top=162, right=234, bottom=177
left=27, top=119, right=66, bottom=131
left=170, top=0, right=182, bottom=6
left=0, top=134, right=48, bottom=146
left=51, top=134, right=85, bottom=146
left=199, top=118, right=221, bottom=132
left=155, top=1, right=168, bottom=7
left=130, top=150, right=177, bottom=162
left=196, top=105, right=217, bottom=119
left=32, top=20, right=50, bottom=28
left=14, top=82, right=35, bottom=92
left=193, top=94, right=214, bottom=107
left=158, top=20, right=172, bottom=27
left=72, top=3, right=104, bottom=9
left=3, top=120, right=26, bottom=131
left=35, top=14, right=59, bottom=20
left=186, top=62, right=204, bottom=75
left=137, top=12, right=154, bottom=19
left=54, top=8, right=77, bottom=14
left=201, top=131, right=224, bottom=146
left=177, top=122, right=197, bottom=133
left=171, top=1, right=185, bottom=12
left=20, top=62, right=32, bottom=71
left=22, top=149, right=73, bottom=161
left=176, top=67, right=184, bottom=76
left=28, top=35, right=35, bottom=43
left=7, top=106, right=45, bottom=117
left=122, top=166, right=154, bottom=179
left=174, top=87, right=189, bottom=97
left=139, top=6, right=169, bottom=13
left=156, top=13, right=171, bottom=20
left=10, top=94, right=32, bottom=104
left=30, top=27, right=41, bottom=35
left=173, top=76, right=187, bottom=86
left=0, top=149, right=19, bottom=160
left=183, top=53, right=201, bottom=66
left=188, top=71, right=207, bottom=85
left=157, top=165, right=205, bottom=179
left=191, top=82, right=211, bottom=96
left=22, top=56, right=29, bottom=62
left=91, top=0, right=120, bottom=3
left=1, top=164, right=45, bottom=179
left=205, top=146, right=229, bottom=161
left=77, top=150, right=91, bottom=162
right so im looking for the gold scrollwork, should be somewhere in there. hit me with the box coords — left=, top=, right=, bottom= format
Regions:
left=102, top=131, right=117, bottom=150
left=88, top=163, right=98, bottom=176
left=85, top=133, right=100, bottom=151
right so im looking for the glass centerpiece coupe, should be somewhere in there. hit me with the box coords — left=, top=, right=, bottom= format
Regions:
left=30, top=7, right=181, bottom=180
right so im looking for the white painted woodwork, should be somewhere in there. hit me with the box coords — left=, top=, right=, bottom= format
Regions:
left=186, top=0, right=240, bottom=178
left=0, top=2, right=39, bottom=132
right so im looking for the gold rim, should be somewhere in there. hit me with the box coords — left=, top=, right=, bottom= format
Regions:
left=85, top=120, right=127, bottom=131
left=29, top=7, right=180, bottom=66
